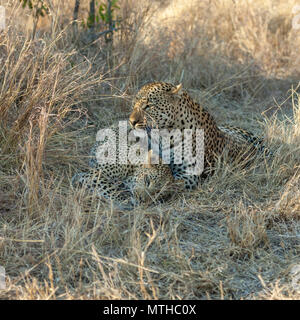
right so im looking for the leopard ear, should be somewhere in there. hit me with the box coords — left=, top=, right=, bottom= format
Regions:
left=171, top=83, right=182, bottom=95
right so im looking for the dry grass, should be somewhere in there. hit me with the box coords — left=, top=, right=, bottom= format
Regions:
left=0, top=0, right=299, bottom=300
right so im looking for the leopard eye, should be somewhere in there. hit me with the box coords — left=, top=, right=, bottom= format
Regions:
left=143, top=104, right=151, bottom=110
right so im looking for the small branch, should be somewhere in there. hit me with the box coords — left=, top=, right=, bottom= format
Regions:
left=89, top=0, right=95, bottom=33
left=107, top=0, right=113, bottom=30
left=106, top=0, right=113, bottom=44
left=85, top=28, right=119, bottom=45
left=73, top=0, right=80, bottom=23
left=73, top=0, right=80, bottom=35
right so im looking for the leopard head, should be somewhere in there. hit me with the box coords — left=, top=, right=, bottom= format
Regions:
left=132, top=150, right=179, bottom=204
left=129, top=82, right=183, bottom=130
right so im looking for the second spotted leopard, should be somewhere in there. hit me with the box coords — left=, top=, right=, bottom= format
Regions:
left=72, top=123, right=181, bottom=208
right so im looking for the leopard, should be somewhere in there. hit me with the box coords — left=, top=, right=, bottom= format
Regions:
left=131, top=152, right=184, bottom=204
left=72, top=122, right=181, bottom=209
left=129, top=81, right=271, bottom=190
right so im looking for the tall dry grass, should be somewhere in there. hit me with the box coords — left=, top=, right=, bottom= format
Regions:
left=0, top=0, right=299, bottom=299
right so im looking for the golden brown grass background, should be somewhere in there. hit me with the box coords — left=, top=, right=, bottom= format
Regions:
left=0, top=0, right=299, bottom=299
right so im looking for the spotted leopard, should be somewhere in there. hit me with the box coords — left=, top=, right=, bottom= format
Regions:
left=72, top=123, right=180, bottom=208
left=129, top=82, right=270, bottom=189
